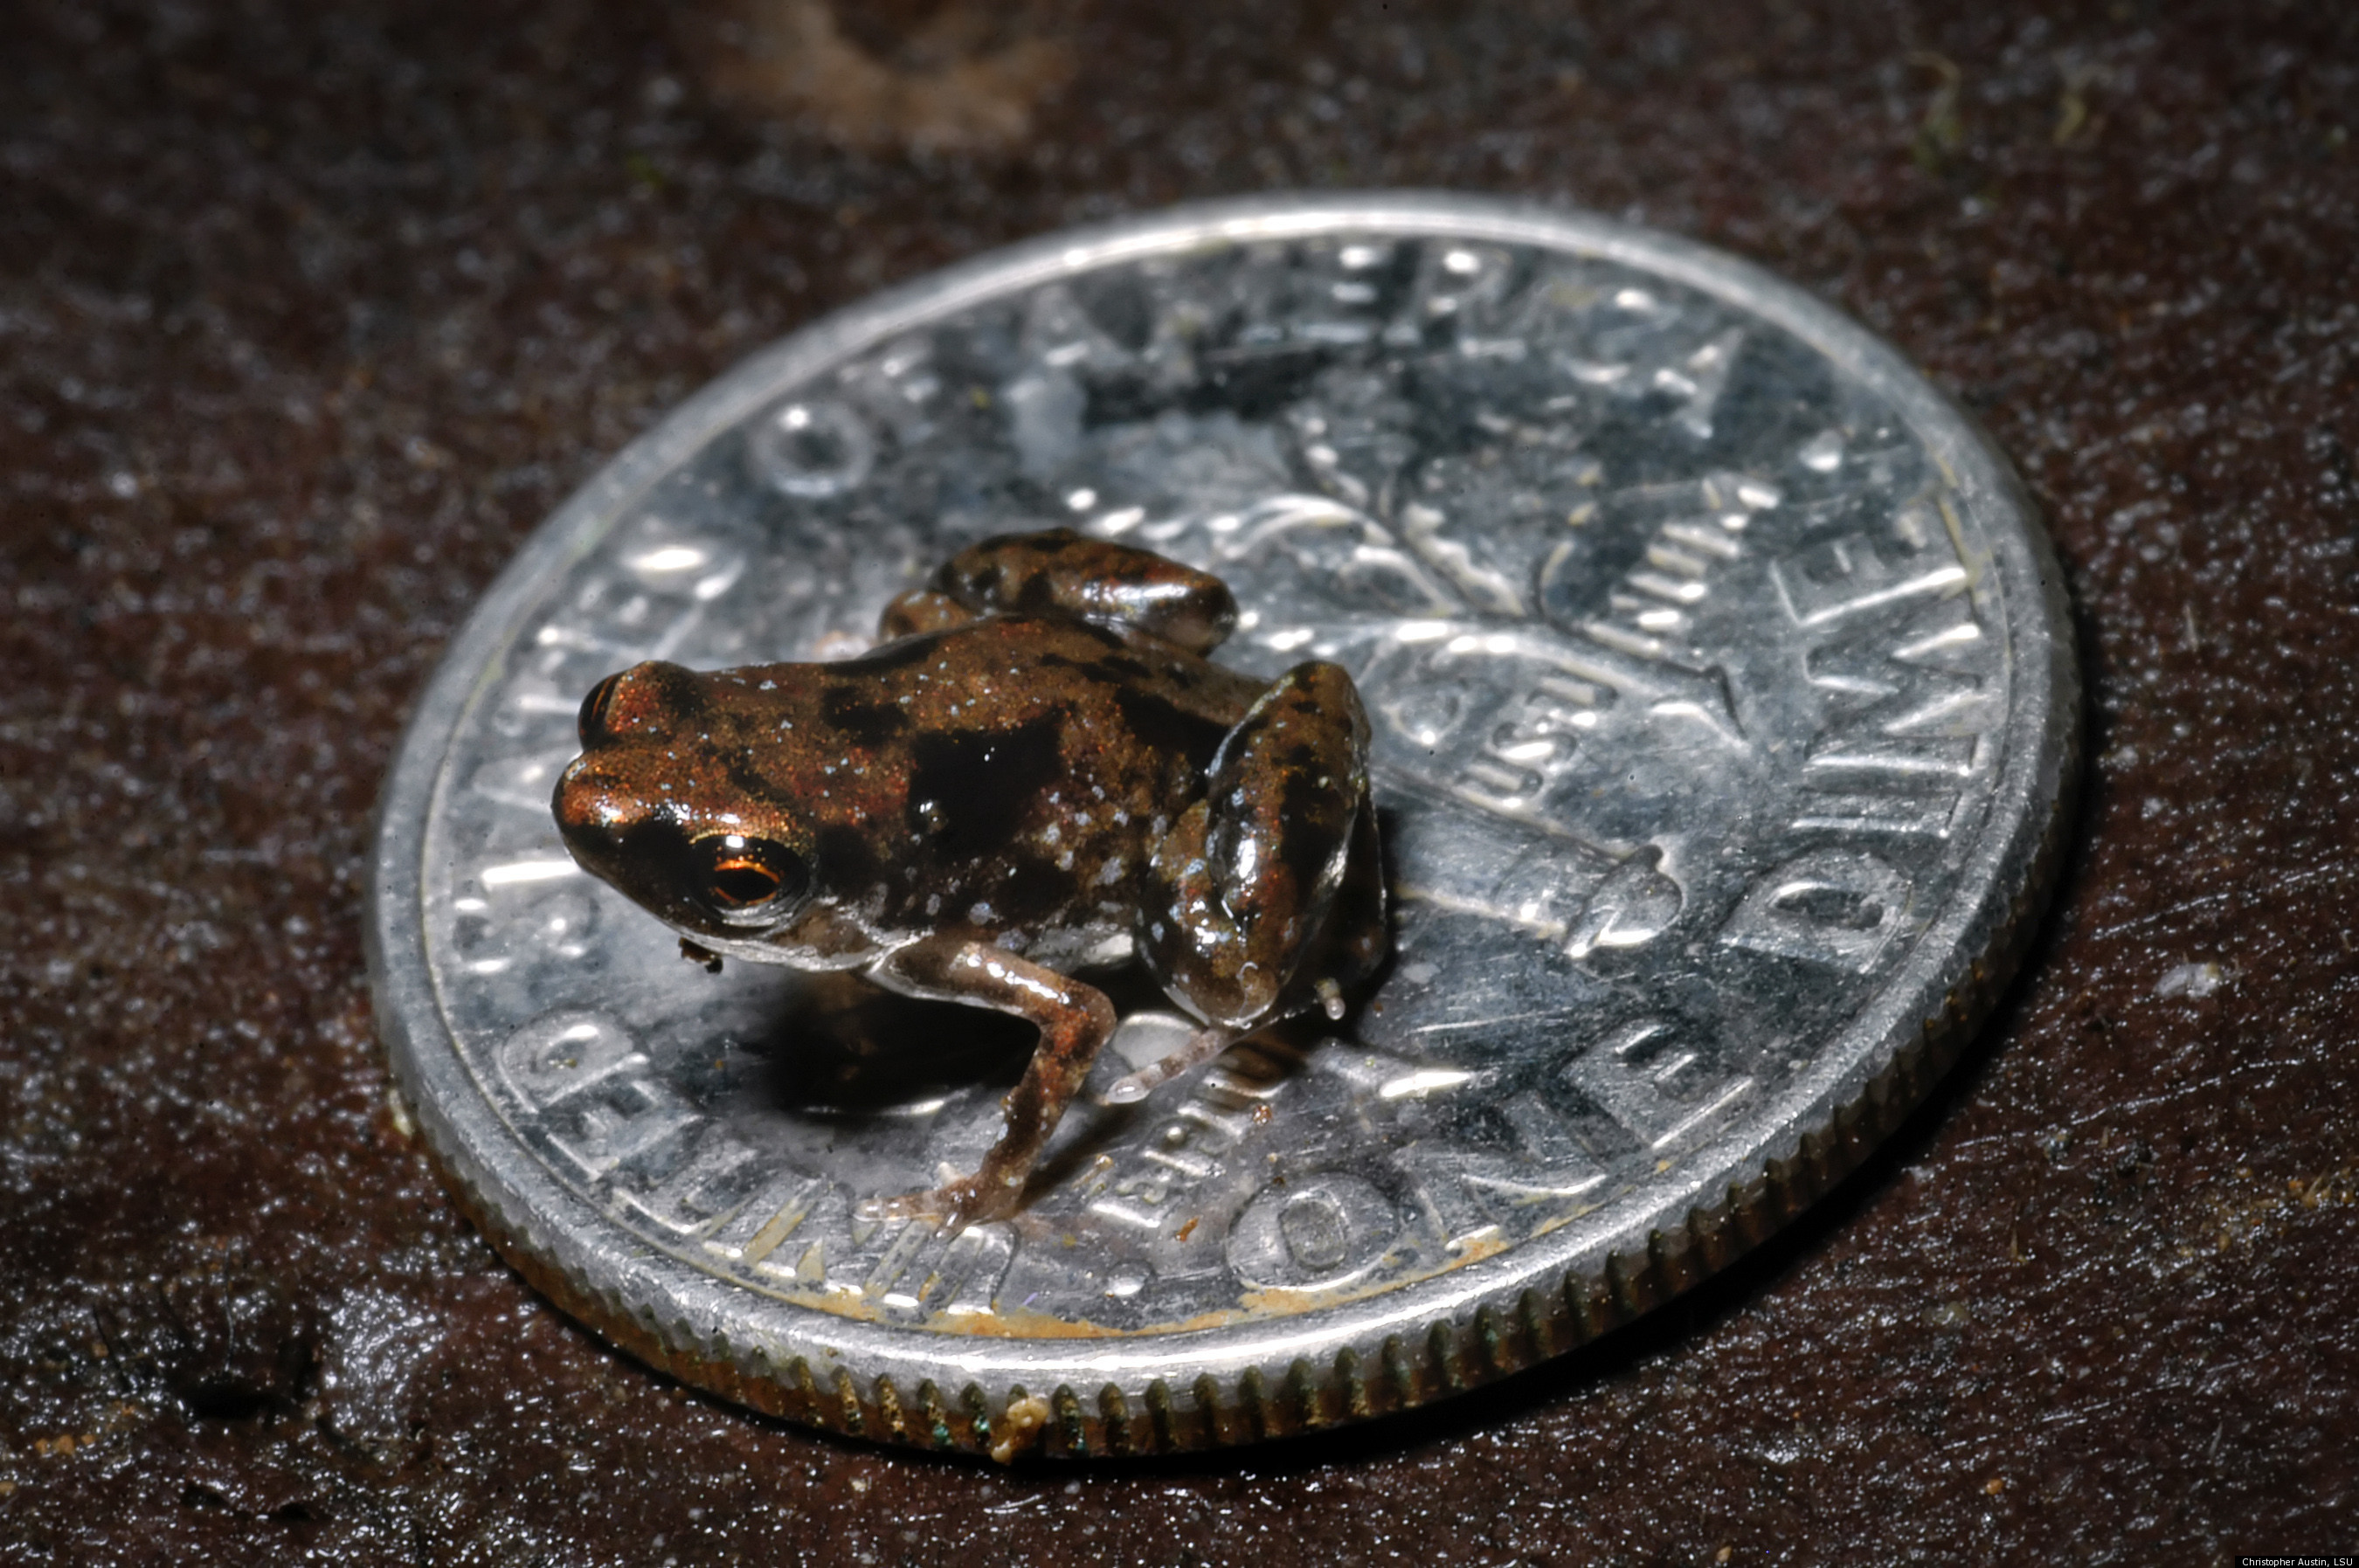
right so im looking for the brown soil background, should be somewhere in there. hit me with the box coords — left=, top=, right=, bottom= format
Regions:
left=3, top=1, right=2354, bottom=1562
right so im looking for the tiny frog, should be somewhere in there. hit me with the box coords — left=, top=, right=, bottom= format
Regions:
left=553, top=529, right=1385, bottom=1227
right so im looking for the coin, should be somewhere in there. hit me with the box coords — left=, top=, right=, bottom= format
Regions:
left=366, top=193, right=2077, bottom=1458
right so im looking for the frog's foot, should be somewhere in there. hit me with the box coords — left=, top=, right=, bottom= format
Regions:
left=1139, top=660, right=1374, bottom=1028
left=856, top=1173, right=1014, bottom=1233
left=1103, top=1025, right=1237, bottom=1106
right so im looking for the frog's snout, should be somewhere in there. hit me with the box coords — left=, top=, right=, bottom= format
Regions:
left=551, top=756, right=645, bottom=850
left=556, top=662, right=704, bottom=874
left=550, top=758, right=674, bottom=909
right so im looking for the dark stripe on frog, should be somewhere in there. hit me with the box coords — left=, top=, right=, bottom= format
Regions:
left=1034, top=648, right=1155, bottom=684
left=1111, top=687, right=1231, bottom=777
left=717, top=747, right=793, bottom=814
left=1277, top=770, right=1352, bottom=896
left=814, top=822, right=883, bottom=898
left=994, top=852, right=1094, bottom=929
left=1013, top=574, right=1061, bottom=616
left=905, top=714, right=1067, bottom=863
left=1062, top=618, right=1140, bottom=654
left=820, top=684, right=910, bottom=748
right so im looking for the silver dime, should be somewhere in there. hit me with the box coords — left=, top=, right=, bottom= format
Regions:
left=366, top=194, right=2077, bottom=1457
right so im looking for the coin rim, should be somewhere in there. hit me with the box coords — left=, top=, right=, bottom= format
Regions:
left=365, top=190, right=2079, bottom=1456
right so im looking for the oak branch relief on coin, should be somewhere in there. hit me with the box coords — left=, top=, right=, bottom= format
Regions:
left=370, top=196, right=2074, bottom=1455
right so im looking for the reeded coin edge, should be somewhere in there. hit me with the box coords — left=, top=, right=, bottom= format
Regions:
left=367, top=191, right=2083, bottom=1458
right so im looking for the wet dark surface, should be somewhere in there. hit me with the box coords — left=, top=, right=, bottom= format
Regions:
left=3, top=0, right=2355, bottom=1561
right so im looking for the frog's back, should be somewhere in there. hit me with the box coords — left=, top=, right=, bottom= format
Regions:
left=775, top=613, right=1266, bottom=948
left=842, top=613, right=1263, bottom=768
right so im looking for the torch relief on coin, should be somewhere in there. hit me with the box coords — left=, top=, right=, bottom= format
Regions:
left=366, top=192, right=2078, bottom=1459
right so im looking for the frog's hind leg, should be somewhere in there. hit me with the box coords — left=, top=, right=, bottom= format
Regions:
left=858, top=936, right=1117, bottom=1230
left=1113, top=741, right=1383, bottom=1105
left=1139, top=660, right=1373, bottom=1032
left=1297, top=799, right=1388, bottom=1005
left=925, top=528, right=1240, bottom=653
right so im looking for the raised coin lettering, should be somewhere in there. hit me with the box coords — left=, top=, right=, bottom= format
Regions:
left=1228, top=1173, right=1399, bottom=1292
left=1720, top=847, right=1912, bottom=973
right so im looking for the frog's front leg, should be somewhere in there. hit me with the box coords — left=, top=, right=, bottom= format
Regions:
left=880, top=528, right=1239, bottom=652
left=1138, top=660, right=1373, bottom=1031
left=859, top=936, right=1117, bottom=1229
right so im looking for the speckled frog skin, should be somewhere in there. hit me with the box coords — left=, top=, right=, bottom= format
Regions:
left=552, top=529, right=1385, bottom=1226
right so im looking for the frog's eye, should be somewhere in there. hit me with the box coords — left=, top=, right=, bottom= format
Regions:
left=578, top=673, right=624, bottom=743
left=696, top=834, right=807, bottom=920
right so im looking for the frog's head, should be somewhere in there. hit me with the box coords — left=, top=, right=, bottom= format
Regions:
left=551, top=660, right=820, bottom=943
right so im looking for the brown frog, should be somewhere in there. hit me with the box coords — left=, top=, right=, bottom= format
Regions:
left=552, top=528, right=1385, bottom=1227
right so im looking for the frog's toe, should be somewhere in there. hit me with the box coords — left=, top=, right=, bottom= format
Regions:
left=857, top=1188, right=953, bottom=1227
left=1314, top=976, right=1346, bottom=1020
left=858, top=1174, right=1022, bottom=1233
left=1103, top=1024, right=1236, bottom=1105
